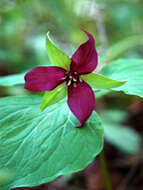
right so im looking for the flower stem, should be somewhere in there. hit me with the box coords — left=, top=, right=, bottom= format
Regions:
left=99, top=150, right=112, bottom=190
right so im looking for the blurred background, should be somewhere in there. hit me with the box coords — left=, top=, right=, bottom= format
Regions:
left=0, top=0, right=143, bottom=189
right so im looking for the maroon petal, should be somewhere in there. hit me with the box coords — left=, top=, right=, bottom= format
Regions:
left=24, top=66, right=66, bottom=92
left=67, top=81, right=95, bottom=125
left=71, top=30, right=98, bottom=74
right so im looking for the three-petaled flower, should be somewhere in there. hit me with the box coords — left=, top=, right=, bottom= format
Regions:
left=24, top=30, right=125, bottom=127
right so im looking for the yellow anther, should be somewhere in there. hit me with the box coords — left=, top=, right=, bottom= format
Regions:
left=62, top=76, right=67, bottom=80
left=73, top=78, right=77, bottom=82
left=67, top=80, right=72, bottom=86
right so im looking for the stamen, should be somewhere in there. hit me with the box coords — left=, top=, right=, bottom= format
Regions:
left=67, top=80, right=72, bottom=86
left=62, top=76, right=67, bottom=80
left=69, top=76, right=73, bottom=80
left=74, top=72, right=78, bottom=75
left=79, top=78, right=82, bottom=82
left=73, top=78, right=77, bottom=82
left=73, top=83, right=77, bottom=87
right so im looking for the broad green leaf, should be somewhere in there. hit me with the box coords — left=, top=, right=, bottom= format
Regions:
left=104, top=123, right=141, bottom=154
left=101, top=59, right=143, bottom=98
left=94, top=89, right=111, bottom=99
left=81, top=73, right=126, bottom=89
left=41, top=83, right=67, bottom=111
left=0, top=96, right=104, bottom=190
left=0, top=169, right=13, bottom=186
left=46, top=33, right=71, bottom=70
left=102, top=109, right=128, bottom=123
left=102, top=109, right=141, bottom=154
left=0, top=73, right=25, bottom=86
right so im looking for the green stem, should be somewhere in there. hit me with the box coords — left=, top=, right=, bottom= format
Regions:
left=99, top=150, right=112, bottom=190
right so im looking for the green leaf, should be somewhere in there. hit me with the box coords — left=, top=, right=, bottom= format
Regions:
left=41, top=82, right=67, bottom=111
left=101, top=59, right=143, bottom=98
left=0, top=169, right=13, bottom=186
left=102, top=109, right=141, bottom=154
left=0, top=96, right=104, bottom=190
left=46, top=32, right=71, bottom=70
left=0, top=73, right=25, bottom=86
left=81, top=73, right=126, bottom=89
left=94, top=89, right=111, bottom=99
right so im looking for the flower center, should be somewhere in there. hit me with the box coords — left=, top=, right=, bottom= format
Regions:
left=63, top=71, right=82, bottom=87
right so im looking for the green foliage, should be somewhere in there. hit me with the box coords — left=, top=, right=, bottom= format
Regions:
left=102, top=59, right=143, bottom=98
left=95, top=89, right=110, bottom=99
left=102, top=109, right=141, bottom=154
left=81, top=73, right=126, bottom=89
left=46, top=33, right=71, bottom=70
left=0, top=169, right=13, bottom=186
left=41, top=82, right=67, bottom=111
left=101, top=35, right=143, bottom=63
left=0, top=73, right=25, bottom=86
left=0, top=96, right=104, bottom=190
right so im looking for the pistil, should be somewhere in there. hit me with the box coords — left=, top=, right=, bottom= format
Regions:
left=64, top=71, right=82, bottom=87
left=73, top=83, right=77, bottom=87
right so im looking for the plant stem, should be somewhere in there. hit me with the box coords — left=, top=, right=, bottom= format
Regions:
left=99, top=150, right=113, bottom=190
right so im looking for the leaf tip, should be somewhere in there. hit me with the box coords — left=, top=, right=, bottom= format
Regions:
left=121, top=79, right=128, bottom=85
left=40, top=106, right=45, bottom=112
left=46, top=31, right=50, bottom=37
left=46, top=31, right=51, bottom=43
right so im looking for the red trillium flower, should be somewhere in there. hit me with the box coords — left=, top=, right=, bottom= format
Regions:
left=24, top=31, right=98, bottom=127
